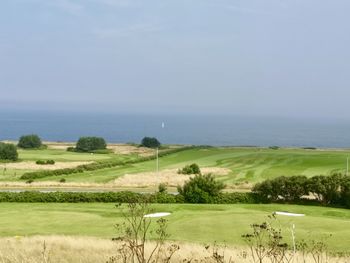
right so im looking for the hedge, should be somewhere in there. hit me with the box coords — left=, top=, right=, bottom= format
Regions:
left=0, top=191, right=257, bottom=204
left=20, top=146, right=198, bottom=180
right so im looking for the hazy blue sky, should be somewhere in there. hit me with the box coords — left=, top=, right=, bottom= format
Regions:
left=1, top=0, right=350, bottom=118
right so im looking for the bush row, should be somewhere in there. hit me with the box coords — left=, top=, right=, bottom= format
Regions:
left=253, top=174, right=350, bottom=208
left=0, top=191, right=259, bottom=204
left=36, top=159, right=55, bottom=165
left=20, top=146, right=199, bottom=180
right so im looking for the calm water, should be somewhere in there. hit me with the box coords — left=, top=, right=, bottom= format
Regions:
left=1, top=110, right=350, bottom=148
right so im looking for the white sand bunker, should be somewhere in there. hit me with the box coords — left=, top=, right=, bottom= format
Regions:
left=144, top=212, right=171, bottom=218
left=0, top=161, right=92, bottom=171
left=113, top=167, right=231, bottom=187
left=275, top=211, right=305, bottom=217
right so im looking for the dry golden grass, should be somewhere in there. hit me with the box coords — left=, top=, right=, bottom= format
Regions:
left=113, top=167, right=231, bottom=187
left=107, top=144, right=155, bottom=156
left=45, top=142, right=75, bottom=150
left=0, top=236, right=347, bottom=263
left=0, top=161, right=92, bottom=171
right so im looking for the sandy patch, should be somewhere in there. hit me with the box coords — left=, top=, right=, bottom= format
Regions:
left=0, top=161, right=92, bottom=170
left=45, top=142, right=75, bottom=150
left=113, top=167, right=231, bottom=187
left=107, top=144, right=155, bottom=156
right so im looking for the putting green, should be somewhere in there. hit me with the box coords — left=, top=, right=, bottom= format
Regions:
left=0, top=203, right=349, bottom=252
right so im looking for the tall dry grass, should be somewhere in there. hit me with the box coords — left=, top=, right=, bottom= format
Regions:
left=0, top=236, right=347, bottom=263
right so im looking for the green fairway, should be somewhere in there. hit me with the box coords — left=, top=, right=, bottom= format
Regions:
left=18, top=149, right=113, bottom=162
left=38, top=147, right=350, bottom=185
left=0, top=203, right=349, bottom=252
left=0, top=147, right=137, bottom=181
left=2, top=146, right=350, bottom=188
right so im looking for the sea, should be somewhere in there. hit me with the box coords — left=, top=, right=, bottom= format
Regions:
left=1, top=110, right=350, bottom=148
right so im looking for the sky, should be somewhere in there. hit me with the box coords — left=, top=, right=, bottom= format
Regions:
left=0, top=0, right=350, bottom=119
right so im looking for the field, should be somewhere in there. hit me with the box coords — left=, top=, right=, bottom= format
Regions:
left=1, top=143, right=349, bottom=191
left=1, top=143, right=350, bottom=261
left=1, top=203, right=350, bottom=252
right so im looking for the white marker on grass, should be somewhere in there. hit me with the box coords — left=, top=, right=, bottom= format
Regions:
left=274, top=211, right=305, bottom=255
left=144, top=212, right=171, bottom=218
left=274, top=211, right=305, bottom=217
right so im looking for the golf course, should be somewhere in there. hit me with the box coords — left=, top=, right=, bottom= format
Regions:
left=1, top=141, right=350, bottom=261
left=1, top=203, right=350, bottom=252
left=1, top=143, right=349, bottom=189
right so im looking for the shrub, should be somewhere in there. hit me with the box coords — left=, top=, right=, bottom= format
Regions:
left=59, top=178, right=66, bottom=183
left=141, top=137, right=161, bottom=148
left=158, top=183, right=167, bottom=193
left=66, top=147, right=76, bottom=152
left=36, top=160, right=55, bottom=165
left=269, top=146, right=280, bottom=150
left=340, top=176, right=350, bottom=208
left=253, top=176, right=309, bottom=202
left=308, top=174, right=345, bottom=205
left=178, top=163, right=201, bottom=175
left=177, top=174, right=225, bottom=203
left=18, top=134, right=42, bottom=149
left=0, top=142, right=18, bottom=161
left=75, top=137, right=107, bottom=152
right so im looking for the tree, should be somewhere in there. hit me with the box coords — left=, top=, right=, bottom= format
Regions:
left=177, top=174, right=225, bottom=203
left=0, top=142, right=18, bottom=161
left=308, top=174, right=344, bottom=204
left=141, top=137, right=161, bottom=149
left=178, top=163, right=201, bottom=175
left=18, top=134, right=42, bottom=149
left=253, top=176, right=309, bottom=202
left=75, top=136, right=107, bottom=152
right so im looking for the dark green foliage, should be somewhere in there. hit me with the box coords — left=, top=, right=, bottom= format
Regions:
left=0, top=191, right=256, bottom=204
left=214, top=192, right=265, bottom=204
left=308, top=173, right=345, bottom=205
left=253, top=176, right=309, bottom=202
left=66, top=147, right=76, bottom=152
left=178, top=163, right=201, bottom=175
left=253, top=174, right=349, bottom=207
left=177, top=174, right=225, bottom=203
left=18, top=134, right=42, bottom=149
left=158, top=183, right=167, bottom=193
left=340, top=176, right=350, bottom=208
left=59, top=178, right=66, bottom=183
left=269, top=146, right=280, bottom=150
left=0, top=142, right=18, bottom=161
left=141, top=137, right=161, bottom=148
left=36, top=159, right=55, bottom=165
left=75, top=137, right=107, bottom=152
left=303, top=147, right=317, bottom=150
left=20, top=146, right=196, bottom=180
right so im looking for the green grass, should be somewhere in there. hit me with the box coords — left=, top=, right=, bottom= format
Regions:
left=0, top=148, right=137, bottom=181
left=17, top=149, right=114, bottom=162
left=0, top=203, right=349, bottom=252
left=38, top=147, right=350, bottom=185
left=2, top=147, right=350, bottom=186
